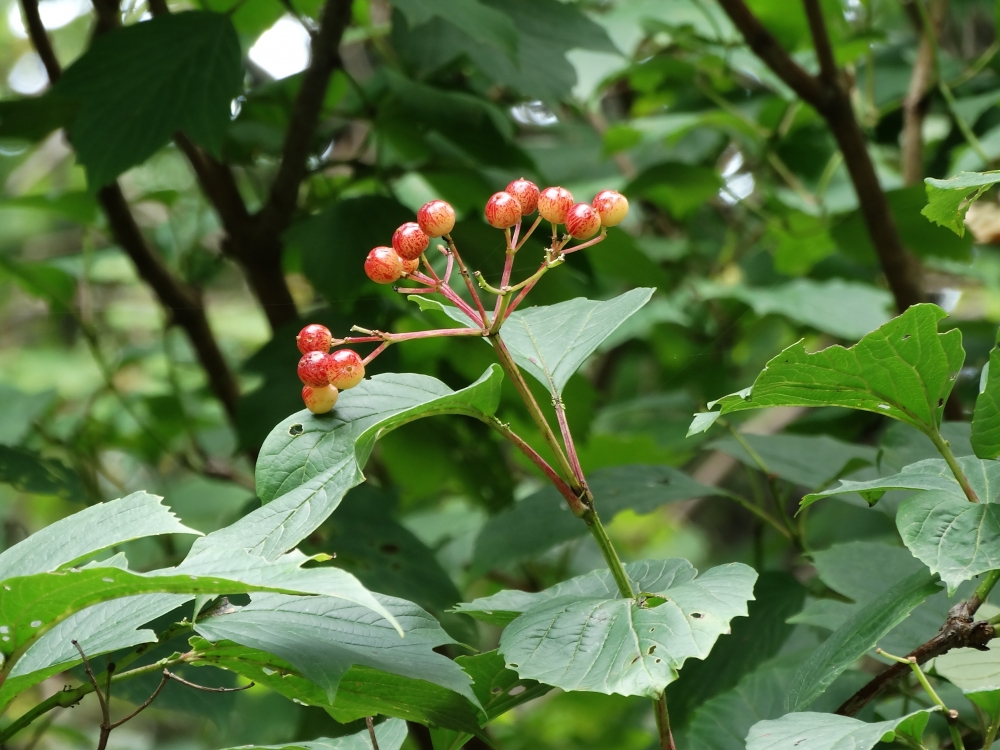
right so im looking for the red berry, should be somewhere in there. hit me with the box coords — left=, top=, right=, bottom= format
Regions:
left=485, top=191, right=522, bottom=229
left=326, top=349, right=365, bottom=390
left=296, top=324, right=332, bottom=355
left=365, top=246, right=403, bottom=284
left=417, top=200, right=456, bottom=238
left=302, top=384, right=339, bottom=414
left=537, top=186, right=574, bottom=224
left=506, top=178, right=539, bottom=215
left=298, top=351, right=329, bottom=387
left=392, top=222, right=430, bottom=261
left=592, top=190, right=629, bottom=227
left=564, top=203, right=601, bottom=239
left=400, top=256, right=420, bottom=275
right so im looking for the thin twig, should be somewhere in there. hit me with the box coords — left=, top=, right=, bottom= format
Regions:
left=71, top=641, right=111, bottom=750
left=366, top=716, right=380, bottom=750
left=162, top=669, right=255, bottom=693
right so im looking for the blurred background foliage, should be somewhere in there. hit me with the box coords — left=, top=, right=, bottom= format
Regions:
left=1, top=0, right=1000, bottom=747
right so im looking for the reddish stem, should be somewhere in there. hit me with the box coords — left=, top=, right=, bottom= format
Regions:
left=554, top=397, right=586, bottom=485
left=362, top=342, right=389, bottom=365
left=419, top=253, right=441, bottom=283
left=505, top=261, right=547, bottom=317
left=515, top=215, right=543, bottom=251
left=444, top=234, right=489, bottom=325
left=443, top=251, right=455, bottom=284
left=561, top=229, right=608, bottom=255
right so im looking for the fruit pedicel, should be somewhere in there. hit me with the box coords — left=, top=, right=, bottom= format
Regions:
left=294, top=181, right=628, bottom=413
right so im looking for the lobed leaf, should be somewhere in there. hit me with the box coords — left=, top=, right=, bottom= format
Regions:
left=688, top=304, right=963, bottom=438
left=53, top=11, right=243, bottom=187
left=460, top=560, right=756, bottom=699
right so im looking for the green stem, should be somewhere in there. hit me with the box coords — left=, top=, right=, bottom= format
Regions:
left=929, top=430, right=979, bottom=502
left=582, top=510, right=633, bottom=598
left=654, top=693, right=677, bottom=750
left=879, top=648, right=965, bottom=750
left=983, top=708, right=1000, bottom=749
left=0, top=653, right=190, bottom=744
left=972, top=569, right=1000, bottom=614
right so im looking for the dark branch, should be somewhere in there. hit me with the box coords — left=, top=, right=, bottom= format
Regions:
left=837, top=600, right=995, bottom=716
left=901, top=0, right=947, bottom=186
left=366, top=716, right=381, bottom=750
left=18, top=0, right=60, bottom=81
left=715, top=0, right=827, bottom=107
left=20, top=0, right=242, bottom=423
left=259, top=0, right=353, bottom=235
left=802, top=0, right=839, bottom=86
left=716, top=0, right=924, bottom=312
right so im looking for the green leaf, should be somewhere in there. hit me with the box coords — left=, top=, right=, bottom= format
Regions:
left=690, top=304, right=963, bottom=438
left=973, top=343, right=1000, bottom=459
left=194, top=592, right=479, bottom=706
left=695, top=279, right=893, bottom=341
left=0, top=445, right=85, bottom=501
left=0, top=93, right=77, bottom=142
left=387, top=0, right=519, bottom=59
left=936, top=639, right=1000, bottom=694
left=801, top=455, right=988, bottom=509
left=745, top=709, right=936, bottom=750
left=0, top=594, right=188, bottom=709
left=203, top=367, right=502, bottom=561
left=831, top=186, right=973, bottom=260
left=0, top=491, right=197, bottom=579
left=922, top=171, right=1000, bottom=237
left=785, top=569, right=941, bottom=711
left=708, top=433, right=877, bottom=490
left=456, top=650, right=550, bottom=722
left=680, top=654, right=870, bottom=750
left=665, top=572, right=806, bottom=729
left=218, top=718, right=409, bottom=750
left=310, top=485, right=473, bottom=642
left=471, top=465, right=721, bottom=574
left=52, top=11, right=242, bottom=187
left=499, top=288, right=655, bottom=396
left=193, top=639, right=484, bottom=735
left=459, top=560, right=757, bottom=698
left=897, top=487, right=1000, bottom=593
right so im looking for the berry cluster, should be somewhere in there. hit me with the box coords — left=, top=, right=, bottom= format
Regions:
left=294, top=181, right=628, bottom=416
left=363, top=181, right=628, bottom=285
left=295, top=324, right=365, bottom=414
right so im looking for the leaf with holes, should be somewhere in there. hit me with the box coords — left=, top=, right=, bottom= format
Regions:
left=746, top=709, right=937, bottom=750
left=459, top=559, right=756, bottom=698
left=688, top=304, right=963, bottom=438
left=198, top=367, right=502, bottom=562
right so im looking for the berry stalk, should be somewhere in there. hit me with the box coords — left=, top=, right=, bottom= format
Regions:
left=444, top=234, right=489, bottom=325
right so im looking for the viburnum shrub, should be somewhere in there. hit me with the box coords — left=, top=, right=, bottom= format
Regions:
left=6, top=181, right=1000, bottom=750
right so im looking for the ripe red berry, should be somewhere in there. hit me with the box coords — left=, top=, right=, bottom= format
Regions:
left=564, top=203, right=601, bottom=239
left=417, top=200, right=456, bottom=238
left=485, top=191, right=522, bottom=229
left=537, top=186, right=574, bottom=224
left=326, top=349, right=365, bottom=390
left=592, top=190, right=629, bottom=227
left=392, top=222, right=430, bottom=261
left=296, top=324, right=332, bottom=355
left=302, top=384, right=339, bottom=414
left=506, top=178, right=539, bottom=215
left=298, top=351, right=330, bottom=387
left=400, top=256, right=420, bottom=275
left=365, top=246, right=404, bottom=284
